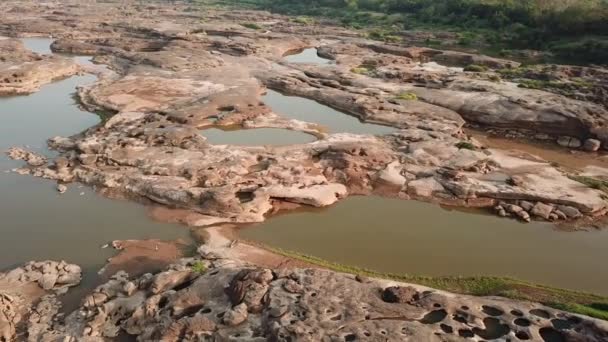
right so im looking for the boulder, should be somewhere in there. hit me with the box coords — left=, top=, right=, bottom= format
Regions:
left=531, top=202, right=554, bottom=220
left=584, top=139, right=601, bottom=152
left=223, top=303, right=248, bottom=326
left=557, top=136, right=582, bottom=149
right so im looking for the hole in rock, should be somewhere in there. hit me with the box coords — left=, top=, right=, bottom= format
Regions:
left=175, top=304, right=205, bottom=319
left=440, top=324, right=453, bottom=334
left=482, top=305, right=504, bottom=316
left=472, top=317, right=510, bottom=340
left=514, top=318, right=531, bottom=327
left=344, top=333, right=356, bottom=341
left=419, top=309, right=447, bottom=324
left=540, top=327, right=566, bottom=342
left=515, top=331, right=531, bottom=340
left=330, top=314, right=342, bottom=321
left=530, top=309, right=551, bottom=319
left=458, top=329, right=474, bottom=338
left=511, top=309, right=524, bottom=317
left=236, top=191, right=255, bottom=203
left=551, top=319, right=573, bottom=330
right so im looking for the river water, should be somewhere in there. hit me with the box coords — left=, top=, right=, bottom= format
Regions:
left=240, top=196, right=608, bottom=295
left=235, top=49, right=608, bottom=296
left=4, top=40, right=607, bottom=300
left=0, top=38, right=191, bottom=290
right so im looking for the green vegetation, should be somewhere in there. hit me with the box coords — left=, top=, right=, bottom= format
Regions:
left=262, top=245, right=608, bottom=320
left=569, top=175, right=608, bottom=193
left=463, top=64, right=487, bottom=72
left=191, top=260, right=207, bottom=274
left=455, top=141, right=476, bottom=150
left=394, top=92, right=418, bottom=101
left=212, top=0, right=608, bottom=65
left=292, top=16, right=315, bottom=25
left=240, top=22, right=262, bottom=30
left=351, top=66, right=372, bottom=75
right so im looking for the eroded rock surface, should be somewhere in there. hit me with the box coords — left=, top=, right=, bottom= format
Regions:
left=0, top=38, right=81, bottom=95
left=11, top=242, right=608, bottom=342
left=4, top=0, right=608, bottom=225
left=0, top=261, right=81, bottom=341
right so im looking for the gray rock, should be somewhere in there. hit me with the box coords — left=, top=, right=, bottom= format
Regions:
left=223, top=303, right=248, bottom=326
left=39, top=273, right=58, bottom=290
left=557, top=136, right=582, bottom=149
left=556, top=205, right=582, bottom=219
left=583, top=139, right=601, bottom=152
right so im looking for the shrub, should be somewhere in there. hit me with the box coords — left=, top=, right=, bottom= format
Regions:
left=394, top=92, right=418, bottom=101
left=351, top=67, right=370, bottom=74
left=241, top=22, right=262, bottom=30
left=463, top=64, right=488, bottom=72
left=191, top=261, right=207, bottom=274
left=455, top=141, right=476, bottom=150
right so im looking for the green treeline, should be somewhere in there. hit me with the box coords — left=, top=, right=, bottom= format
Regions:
left=228, top=0, right=608, bottom=64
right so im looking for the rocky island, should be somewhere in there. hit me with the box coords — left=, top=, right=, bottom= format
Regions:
left=1, top=0, right=608, bottom=341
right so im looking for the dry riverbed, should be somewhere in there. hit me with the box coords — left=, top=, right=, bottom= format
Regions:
left=1, top=0, right=608, bottom=340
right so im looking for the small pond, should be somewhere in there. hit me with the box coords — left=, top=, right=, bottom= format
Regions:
left=284, top=48, right=331, bottom=65
left=200, top=127, right=317, bottom=146
left=263, top=90, right=396, bottom=135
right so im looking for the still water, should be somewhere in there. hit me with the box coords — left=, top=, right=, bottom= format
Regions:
left=284, top=48, right=331, bottom=65
left=0, top=39, right=190, bottom=285
left=200, top=127, right=317, bottom=146
left=263, top=90, right=396, bottom=135
left=240, top=196, right=608, bottom=295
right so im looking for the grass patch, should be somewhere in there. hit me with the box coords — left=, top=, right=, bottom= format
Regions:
left=292, top=16, right=314, bottom=25
left=240, top=22, right=262, bottom=30
left=569, top=175, right=608, bottom=193
left=394, top=92, right=418, bottom=101
left=455, top=141, right=476, bottom=150
left=463, top=64, right=488, bottom=72
left=260, top=245, right=608, bottom=320
left=351, top=66, right=371, bottom=75
left=191, top=261, right=207, bottom=274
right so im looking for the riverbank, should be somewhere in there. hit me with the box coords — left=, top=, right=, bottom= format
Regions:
left=1, top=0, right=608, bottom=339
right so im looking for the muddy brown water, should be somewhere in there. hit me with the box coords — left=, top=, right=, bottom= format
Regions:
left=263, top=90, right=397, bottom=135
left=0, top=38, right=191, bottom=300
left=240, top=196, right=608, bottom=296
left=284, top=48, right=331, bottom=65
left=200, top=127, right=317, bottom=146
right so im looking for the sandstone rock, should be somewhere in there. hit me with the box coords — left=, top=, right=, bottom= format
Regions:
left=223, top=303, right=248, bottom=326
left=531, top=202, right=554, bottom=220
left=6, top=147, right=47, bottom=166
left=556, top=205, right=582, bottom=219
left=584, top=138, right=601, bottom=152
left=56, top=184, right=67, bottom=193
left=407, top=177, right=445, bottom=197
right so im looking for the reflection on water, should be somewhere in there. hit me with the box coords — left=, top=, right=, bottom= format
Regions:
left=0, top=39, right=191, bottom=293
left=240, top=196, right=608, bottom=295
left=20, top=37, right=53, bottom=54
left=284, top=48, right=331, bottom=65
left=201, top=127, right=316, bottom=146
left=263, top=90, right=396, bottom=135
